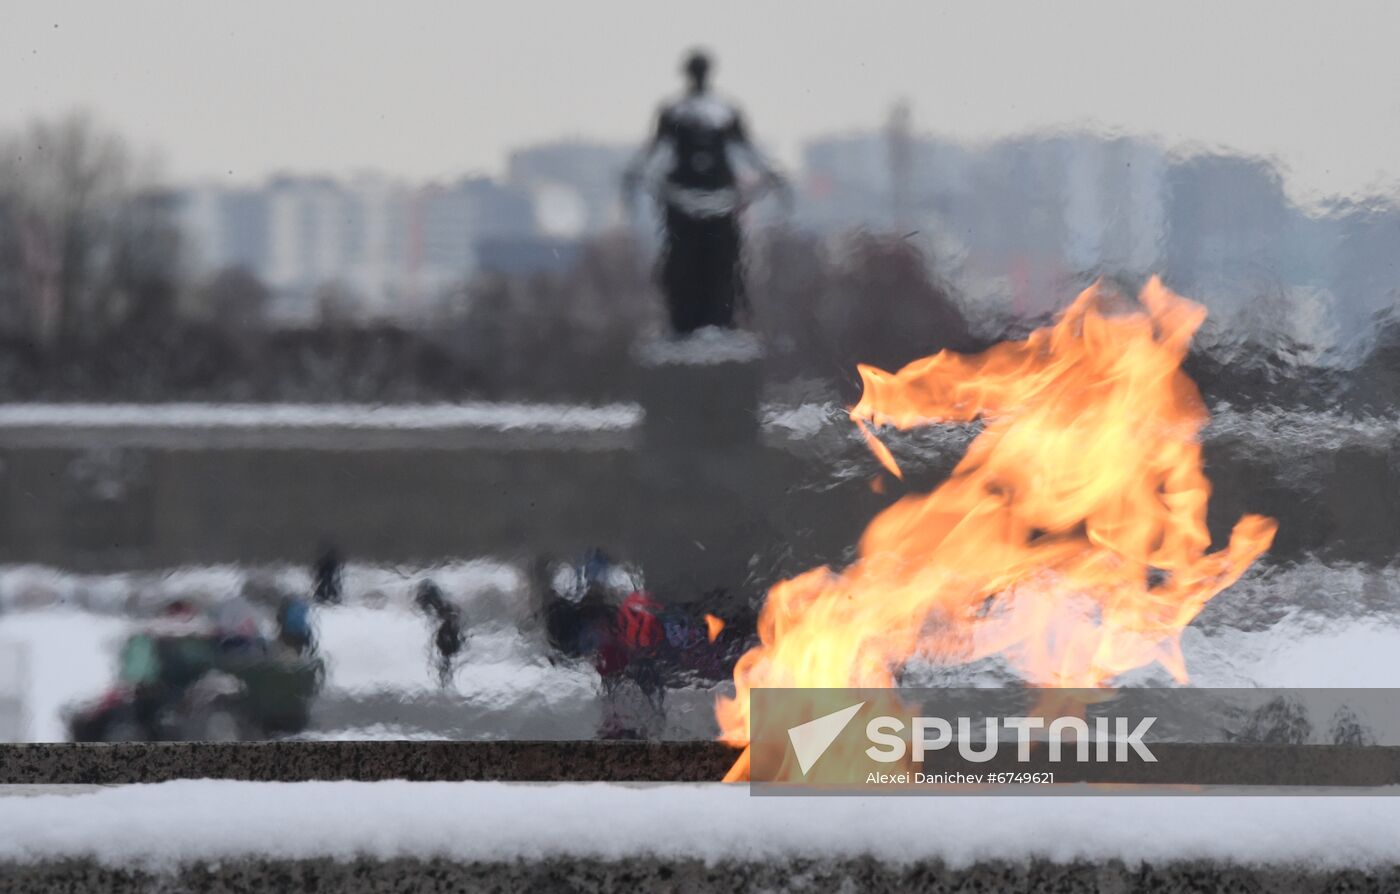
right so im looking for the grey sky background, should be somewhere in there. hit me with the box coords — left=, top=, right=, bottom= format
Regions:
left=1, top=0, right=1396, bottom=204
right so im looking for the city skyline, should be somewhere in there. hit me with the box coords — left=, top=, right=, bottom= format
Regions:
left=2, top=1, right=1399, bottom=206
left=172, top=125, right=1391, bottom=353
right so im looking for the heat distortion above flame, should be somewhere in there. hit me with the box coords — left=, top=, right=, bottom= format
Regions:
left=716, top=277, right=1278, bottom=782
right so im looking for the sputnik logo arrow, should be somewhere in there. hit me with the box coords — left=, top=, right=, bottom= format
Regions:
left=787, top=702, right=866, bottom=775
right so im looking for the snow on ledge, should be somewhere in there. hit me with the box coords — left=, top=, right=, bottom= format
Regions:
left=634, top=329, right=765, bottom=366
left=0, top=402, right=642, bottom=433
left=1, top=780, right=1398, bottom=869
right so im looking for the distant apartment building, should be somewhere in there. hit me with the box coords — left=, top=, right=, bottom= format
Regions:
left=799, top=125, right=1168, bottom=314
left=175, top=141, right=641, bottom=323
left=342, top=174, right=407, bottom=314
left=265, top=176, right=344, bottom=295
left=179, top=185, right=270, bottom=275
left=505, top=141, right=632, bottom=238
left=177, top=171, right=542, bottom=323
left=792, top=121, right=1396, bottom=344
left=172, top=132, right=1394, bottom=342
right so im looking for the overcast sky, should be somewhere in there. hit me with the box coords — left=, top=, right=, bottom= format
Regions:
left=1, top=1, right=1396, bottom=204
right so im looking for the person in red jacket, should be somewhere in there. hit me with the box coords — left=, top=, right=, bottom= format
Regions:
left=596, top=589, right=668, bottom=739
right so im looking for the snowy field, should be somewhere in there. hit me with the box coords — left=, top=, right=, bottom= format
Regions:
left=0, top=559, right=723, bottom=742
left=1, top=781, right=1399, bottom=869
left=4, top=558, right=1400, bottom=743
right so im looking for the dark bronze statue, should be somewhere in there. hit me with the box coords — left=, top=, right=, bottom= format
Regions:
left=625, top=50, right=787, bottom=335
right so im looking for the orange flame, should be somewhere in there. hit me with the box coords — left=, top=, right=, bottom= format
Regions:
left=716, top=278, right=1277, bottom=781
left=705, top=613, right=726, bottom=643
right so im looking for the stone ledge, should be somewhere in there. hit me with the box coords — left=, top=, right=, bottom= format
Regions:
left=5, top=741, right=1400, bottom=786
left=1, top=856, right=1393, bottom=894
left=0, top=741, right=739, bottom=784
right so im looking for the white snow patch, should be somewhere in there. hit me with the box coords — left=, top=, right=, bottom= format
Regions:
left=0, top=402, right=640, bottom=432
left=292, top=725, right=453, bottom=742
left=314, top=603, right=595, bottom=709
left=316, top=606, right=439, bottom=693
left=634, top=329, right=764, bottom=366
left=0, top=781, right=1398, bottom=868
left=1183, top=620, right=1400, bottom=691
left=0, top=558, right=525, bottom=617
left=0, top=611, right=130, bottom=742
left=761, top=402, right=841, bottom=440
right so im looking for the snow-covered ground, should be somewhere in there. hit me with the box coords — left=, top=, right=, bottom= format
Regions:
left=0, top=559, right=721, bottom=742
left=0, top=610, right=131, bottom=742
left=6, top=598, right=1400, bottom=744
left=5, top=557, right=1400, bottom=743
left=0, top=559, right=535, bottom=741
left=0, top=559, right=524, bottom=617
left=1, top=781, right=1398, bottom=868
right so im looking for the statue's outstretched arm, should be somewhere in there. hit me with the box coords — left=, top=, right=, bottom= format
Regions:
left=622, top=108, right=669, bottom=204
left=729, top=114, right=791, bottom=208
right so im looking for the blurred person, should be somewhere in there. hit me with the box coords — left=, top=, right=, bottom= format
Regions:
left=160, top=598, right=198, bottom=621
left=415, top=579, right=464, bottom=687
left=214, top=590, right=264, bottom=655
left=624, top=49, right=788, bottom=335
left=660, top=606, right=721, bottom=681
left=275, top=594, right=315, bottom=656
left=596, top=588, right=669, bottom=739
left=312, top=545, right=344, bottom=605
left=613, top=589, right=664, bottom=693
left=535, top=549, right=629, bottom=664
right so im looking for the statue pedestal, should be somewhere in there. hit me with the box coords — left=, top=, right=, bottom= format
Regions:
left=630, top=331, right=769, bottom=602
left=633, top=330, right=763, bottom=451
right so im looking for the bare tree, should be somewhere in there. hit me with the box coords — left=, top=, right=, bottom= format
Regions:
left=0, top=113, right=177, bottom=345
